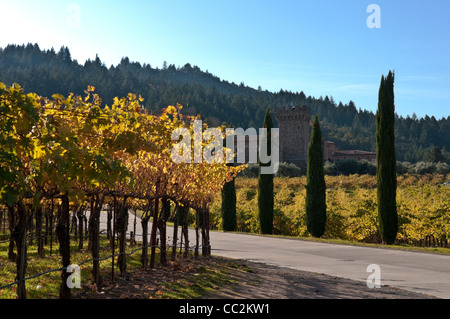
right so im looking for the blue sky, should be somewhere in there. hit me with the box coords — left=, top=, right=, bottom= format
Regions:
left=0, top=0, right=449, bottom=119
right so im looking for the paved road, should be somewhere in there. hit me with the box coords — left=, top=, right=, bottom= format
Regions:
left=99, top=211, right=450, bottom=299
left=208, top=231, right=450, bottom=299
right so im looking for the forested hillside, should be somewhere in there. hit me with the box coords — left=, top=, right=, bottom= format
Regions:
left=1, top=43, right=448, bottom=163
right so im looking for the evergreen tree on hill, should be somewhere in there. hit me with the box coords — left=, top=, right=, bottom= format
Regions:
left=0, top=43, right=448, bottom=163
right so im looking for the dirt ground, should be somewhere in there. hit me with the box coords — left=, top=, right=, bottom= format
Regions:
left=74, top=255, right=437, bottom=300
left=203, top=260, right=437, bottom=299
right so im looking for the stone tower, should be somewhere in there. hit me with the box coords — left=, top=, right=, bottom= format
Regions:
left=274, top=105, right=311, bottom=166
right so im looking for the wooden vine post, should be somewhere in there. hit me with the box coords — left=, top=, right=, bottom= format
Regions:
left=56, top=194, right=71, bottom=299
left=117, top=197, right=129, bottom=277
left=140, top=199, right=152, bottom=270
left=13, top=201, right=28, bottom=299
left=149, top=196, right=159, bottom=269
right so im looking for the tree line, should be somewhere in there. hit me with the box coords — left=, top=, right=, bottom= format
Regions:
left=0, top=43, right=448, bottom=164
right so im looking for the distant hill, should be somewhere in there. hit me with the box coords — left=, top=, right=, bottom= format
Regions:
left=0, top=43, right=449, bottom=163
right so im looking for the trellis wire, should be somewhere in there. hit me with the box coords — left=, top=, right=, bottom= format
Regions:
left=0, top=228, right=205, bottom=291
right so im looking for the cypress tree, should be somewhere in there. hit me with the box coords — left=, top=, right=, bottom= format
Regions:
left=257, top=107, right=274, bottom=234
left=305, top=115, right=327, bottom=238
left=221, top=130, right=237, bottom=232
left=221, top=172, right=237, bottom=231
left=376, top=71, right=398, bottom=244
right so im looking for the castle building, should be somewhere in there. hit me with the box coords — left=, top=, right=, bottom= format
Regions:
left=275, top=105, right=376, bottom=165
left=322, top=140, right=376, bottom=163
left=174, top=104, right=376, bottom=166
left=274, top=105, right=311, bottom=166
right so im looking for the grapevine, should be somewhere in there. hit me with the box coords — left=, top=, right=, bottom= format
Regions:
left=0, top=82, right=245, bottom=298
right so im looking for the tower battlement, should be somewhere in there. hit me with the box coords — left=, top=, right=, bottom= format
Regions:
left=274, top=105, right=310, bottom=117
